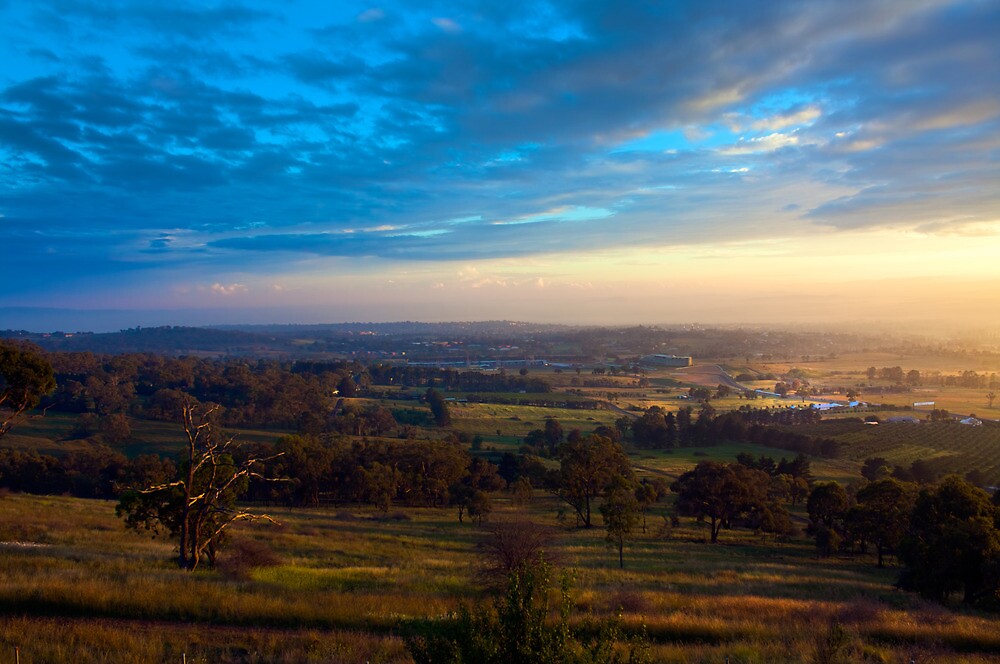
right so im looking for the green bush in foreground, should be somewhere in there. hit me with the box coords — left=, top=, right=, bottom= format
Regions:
left=407, top=562, right=650, bottom=664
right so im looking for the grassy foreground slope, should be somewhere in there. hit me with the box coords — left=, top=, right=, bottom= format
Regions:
left=3, top=486, right=1000, bottom=663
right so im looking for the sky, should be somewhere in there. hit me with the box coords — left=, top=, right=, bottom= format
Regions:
left=1, top=0, right=998, bottom=332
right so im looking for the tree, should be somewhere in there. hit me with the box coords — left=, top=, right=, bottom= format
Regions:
left=929, top=408, right=951, bottom=422
left=788, top=475, right=810, bottom=506
left=671, top=461, right=777, bottom=543
left=551, top=435, right=633, bottom=528
left=988, top=392, right=996, bottom=409
left=847, top=478, right=916, bottom=567
left=544, top=418, right=564, bottom=453
left=861, top=457, right=892, bottom=482
left=601, top=475, right=640, bottom=569
left=451, top=457, right=504, bottom=524
left=909, top=459, right=937, bottom=484
left=266, top=435, right=333, bottom=506
left=899, top=476, right=1000, bottom=605
left=0, top=341, right=56, bottom=439
left=426, top=388, right=451, bottom=427
left=814, top=523, right=842, bottom=558
left=634, top=478, right=667, bottom=533
left=477, top=519, right=558, bottom=584
left=776, top=453, right=812, bottom=482
left=337, top=374, right=358, bottom=398
left=807, top=482, right=849, bottom=531
left=362, top=461, right=399, bottom=513
left=468, top=490, right=493, bottom=524
left=116, top=403, right=283, bottom=570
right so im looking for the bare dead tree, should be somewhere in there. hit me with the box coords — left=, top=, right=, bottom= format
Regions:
left=118, top=403, right=285, bottom=571
left=476, top=518, right=560, bottom=588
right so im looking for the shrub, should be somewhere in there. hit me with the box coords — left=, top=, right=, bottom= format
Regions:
left=217, top=539, right=281, bottom=581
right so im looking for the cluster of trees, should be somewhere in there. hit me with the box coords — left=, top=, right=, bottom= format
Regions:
left=241, top=434, right=499, bottom=514
left=861, top=456, right=940, bottom=485
left=44, top=352, right=346, bottom=430
left=0, top=445, right=174, bottom=498
left=363, top=364, right=552, bottom=393
left=864, top=366, right=1000, bottom=390
left=671, top=453, right=1000, bottom=611
left=671, top=455, right=813, bottom=544
left=623, top=405, right=840, bottom=458
left=503, top=433, right=666, bottom=567
left=805, top=473, right=1000, bottom=608
left=865, top=366, right=921, bottom=385
left=931, top=370, right=998, bottom=390
left=898, top=477, right=1000, bottom=606
left=15, top=348, right=565, bottom=443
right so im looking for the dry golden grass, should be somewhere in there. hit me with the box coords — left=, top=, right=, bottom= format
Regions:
left=3, top=486, right=1000, bottom=662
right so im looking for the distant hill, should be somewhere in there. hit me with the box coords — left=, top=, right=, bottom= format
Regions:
left=213, top=320, right=576, bottom=336
left=0, top=326, right=286, bottom=355
left=0, top=321, right=577, bottom=357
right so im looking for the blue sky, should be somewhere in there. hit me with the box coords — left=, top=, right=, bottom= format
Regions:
left=1, top=0, right=999, bottom=331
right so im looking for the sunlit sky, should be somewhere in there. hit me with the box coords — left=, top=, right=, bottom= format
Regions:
left=1, top=1, right=999, bottom=332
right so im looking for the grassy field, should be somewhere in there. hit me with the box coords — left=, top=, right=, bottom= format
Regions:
left=2, top=413, right=291, bottom=458
left=448, top=401, right=619, bottom=448
left=630, top=444, right=861, bottom=486
left=3, top=485, right=1000, bottom=663
left=5, top=371, right=1000, bottom=660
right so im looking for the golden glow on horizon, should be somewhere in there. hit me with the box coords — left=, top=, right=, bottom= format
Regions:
left=102, top=225, right=997, bottom=329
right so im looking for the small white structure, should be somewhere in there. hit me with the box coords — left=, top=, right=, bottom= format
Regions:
left=960, top=417, right=983, bottom=427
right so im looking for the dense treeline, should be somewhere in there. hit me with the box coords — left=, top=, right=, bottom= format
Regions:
left=862, top=365, right=999, bottom=389
left=0, top=444, right=173, bottom=499
left=802, top=468, right=1000, bottom=608
left=244, top=434, right=501, bottom=512
left=0, top=433, right=497, bottom=515
left=625, top=405, right=840, bottom=458
left=45, top=352, right=343, bottom=429
left=34, top=352, right=552, bottom=434
left=363, top=364, right=552, bottom=393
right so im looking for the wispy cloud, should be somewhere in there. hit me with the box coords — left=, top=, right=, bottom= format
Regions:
left=0, top=0, right=996, bottom=317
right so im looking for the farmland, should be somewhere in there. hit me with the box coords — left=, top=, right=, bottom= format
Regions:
left=4, top=329, right=1000, bottom=661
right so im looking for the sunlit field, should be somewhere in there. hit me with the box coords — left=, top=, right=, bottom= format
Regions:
left=4, top=473, right=1000, bottom=663
left=3, top=350, right=1000, bottom=661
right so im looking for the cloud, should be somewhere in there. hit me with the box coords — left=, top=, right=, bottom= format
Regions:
left=431, top=17, right=461, bottom=33
left=357, top=8, right=385, bottom=23
left=0, top=0, right=998, bottom=306
left=208, top=282, right=248, bottom=296
left=720, top=132, right=801, bottom=155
